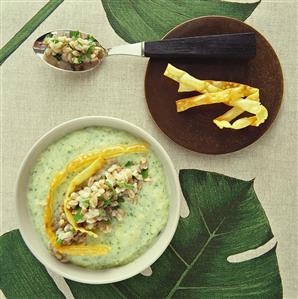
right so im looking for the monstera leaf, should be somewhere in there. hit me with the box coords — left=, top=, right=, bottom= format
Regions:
left=66, top=170, right=282, bottom=298
left=0, top=230, right=65, bottom=299
left=0, top=170, right=282, bottom=299
left=101, top=0, right=261, bottom=43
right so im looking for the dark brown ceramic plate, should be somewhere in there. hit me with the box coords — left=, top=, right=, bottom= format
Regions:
left=145, top=16, right=283, bottom=154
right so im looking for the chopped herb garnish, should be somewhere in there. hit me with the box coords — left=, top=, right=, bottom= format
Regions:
left=70, top=30, right=80, bottom=38
left=124, top=161, right=133, bottom=167
left=78, top=54, right=84, bottom=64
left=103, top=199, right=112, bottom=208
left=74, top=213, right=83, bottom=222
left=73, top=208, right=84, bottom=222
left=106, top=180, right=113, bottom=188
left=53, top=53, right=62, bottom=61
left=106, top=180, right=116, bottom=196
left=141, top=168, right=149, bottom=179
left=118, top=181, right=134, bottom=190
left=86, top=45, right=95, bottom=59
left=118, top=197, right=125, bottom=203
left=56, top=238, right=62, bottom=245
left=87, top=35, right=96, bottom=42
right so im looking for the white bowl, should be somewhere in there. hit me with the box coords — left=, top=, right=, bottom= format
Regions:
left=16, top=116, right=180, bottom=284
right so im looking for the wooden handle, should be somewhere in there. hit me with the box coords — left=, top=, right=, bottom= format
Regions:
left=144, top=33, right=256, bottom=59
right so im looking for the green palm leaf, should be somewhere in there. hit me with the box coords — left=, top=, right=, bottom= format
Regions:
left=101, top=0, right=261, bottom=43
left=66, top=169, right=282, bottom=298
left=0, top=230, right=65, bottom=299
left=0, top=170, right=282, bottom=298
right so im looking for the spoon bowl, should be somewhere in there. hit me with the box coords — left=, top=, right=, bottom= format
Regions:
left=33, top=30, right=106, bottom=72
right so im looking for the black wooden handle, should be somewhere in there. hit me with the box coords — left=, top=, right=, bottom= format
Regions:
left=143, top=33, right=256, bottom=59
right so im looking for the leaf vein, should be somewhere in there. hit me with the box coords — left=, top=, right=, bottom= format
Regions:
left=166, top=236, right=213, bottom=298
left=111, top=284, right=127, bottom=299
left=214, top=222, right=268, bottom=237
left=167, top=182, right=252, bottom=298
left=197, top=206, right=212, bottom=235
left=170, top=244, right=189, bottom=267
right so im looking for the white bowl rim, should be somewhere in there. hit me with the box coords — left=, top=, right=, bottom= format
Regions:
left=16, top=116, right=181, bottom=284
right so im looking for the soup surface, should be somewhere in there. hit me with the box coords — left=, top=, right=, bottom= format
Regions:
left=27, top=126, right=169, bottom=268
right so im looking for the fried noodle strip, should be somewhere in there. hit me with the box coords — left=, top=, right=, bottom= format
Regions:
left=63, top=144, right=149, bottom=238
left=164, top=64, right=268, bottom=129
left=44, top=144, right=148, bottom=255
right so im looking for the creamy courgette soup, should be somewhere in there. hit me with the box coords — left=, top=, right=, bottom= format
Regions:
left=27, top=127, right=169, bottom=269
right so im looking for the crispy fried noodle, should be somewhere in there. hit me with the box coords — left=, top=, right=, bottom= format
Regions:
left=44, top=144, right=148, bottom=256
left=164, top=64, right=268, bottom=130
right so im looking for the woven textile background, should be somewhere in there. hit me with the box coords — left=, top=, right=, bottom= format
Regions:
left=1, top=0, right=297, bottom=298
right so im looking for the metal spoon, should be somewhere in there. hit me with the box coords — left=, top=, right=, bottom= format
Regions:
left=33, top=30, right=256, bottom=72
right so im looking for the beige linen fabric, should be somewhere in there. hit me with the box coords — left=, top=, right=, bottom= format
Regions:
left=1, top=0, right=297, bottom=298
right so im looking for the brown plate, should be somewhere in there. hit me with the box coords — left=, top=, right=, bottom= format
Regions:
left=145, top=16, right=283, bottom=154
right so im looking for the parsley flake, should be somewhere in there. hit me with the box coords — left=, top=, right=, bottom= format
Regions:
left=70, top=31, right=80, bottom=39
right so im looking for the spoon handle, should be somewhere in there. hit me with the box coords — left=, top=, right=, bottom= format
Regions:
left=143, top=33, right=256, bottom=59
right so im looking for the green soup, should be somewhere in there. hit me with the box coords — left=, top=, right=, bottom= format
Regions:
left=27, top=126, right=169, bottom=269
